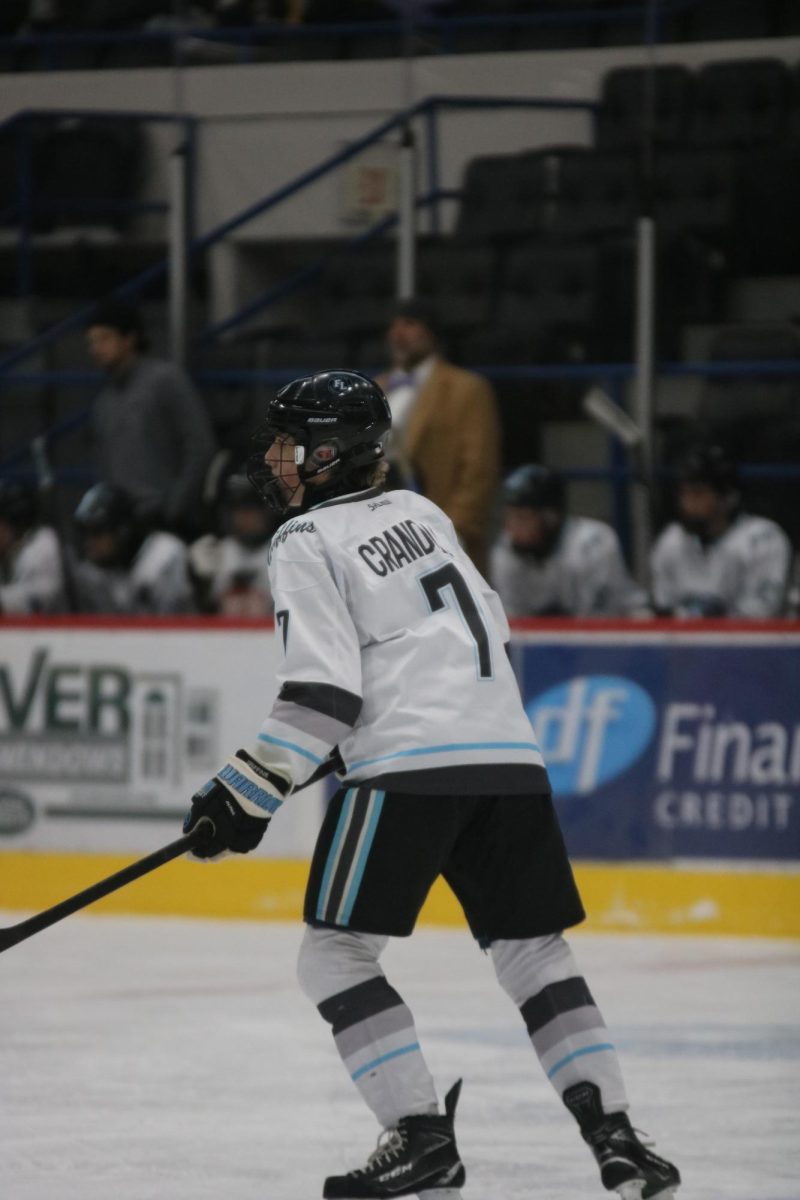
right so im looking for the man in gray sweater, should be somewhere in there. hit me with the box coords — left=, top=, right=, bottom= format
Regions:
left=87, top=301, right=216, bottom=535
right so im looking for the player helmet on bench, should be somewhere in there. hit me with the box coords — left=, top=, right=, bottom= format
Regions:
left=503, top=463, right=566, bottom=513
left=247, top=369, right=391, bottom=517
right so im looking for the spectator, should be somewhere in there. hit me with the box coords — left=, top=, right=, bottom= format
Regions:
left=0, top=481, right=65, bottom=614
left=188, top=474, right=276, bottom=615
left=650, top=444, right=793, bottom=618
left=72, top=482, right=194, bottom=614
left=377, top=298, right=500, bottom=575
left=86, top=300, right=216, bottom=537
left=491, top=464, right=648, bottom=617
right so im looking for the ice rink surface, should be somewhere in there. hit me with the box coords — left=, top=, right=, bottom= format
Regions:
left=2, top=913, right=799, bottom=1200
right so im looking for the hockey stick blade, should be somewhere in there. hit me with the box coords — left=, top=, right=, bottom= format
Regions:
left=0, top=817, right=215, bottom=954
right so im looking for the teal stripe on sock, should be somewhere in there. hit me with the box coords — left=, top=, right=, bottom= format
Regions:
left=547, top=1042, right=616, bottom=1080
left=351, top=1042, right=420, bottom=1082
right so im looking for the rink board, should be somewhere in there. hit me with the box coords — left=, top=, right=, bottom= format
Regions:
left=1, top=850, right=799, bottom=937
left=0, top=617, right=798, bottom=937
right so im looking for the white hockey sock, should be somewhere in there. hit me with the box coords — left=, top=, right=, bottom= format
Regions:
left=298, top=925, right=438, bottom=1128
left=492, top=934, right=629, bottom=1112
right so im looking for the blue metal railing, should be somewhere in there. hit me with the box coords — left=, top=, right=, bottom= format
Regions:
left=0, top=94, right=596, bottom=374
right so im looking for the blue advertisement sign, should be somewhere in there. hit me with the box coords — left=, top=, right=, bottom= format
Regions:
left=518, top=638, right=800, bottom=861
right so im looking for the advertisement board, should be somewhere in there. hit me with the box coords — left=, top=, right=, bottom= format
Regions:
left=515, top=624, right=800, bottom=862
left=0, top=619, right=324, bottom=857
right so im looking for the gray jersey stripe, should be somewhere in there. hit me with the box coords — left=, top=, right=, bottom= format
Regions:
left=271, top=699, right=353, bottom=748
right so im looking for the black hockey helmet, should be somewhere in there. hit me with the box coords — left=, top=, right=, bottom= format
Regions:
left=502, top=464, right=566, bottom=512
left=247, top=369, right=391, bottom=515
left=677, top=444, right=739, bottom=495
left=74, top=482, right=136, bottom=532
left=221, top=472, right=263, bottom=509
left=0, top=480, right=38, bottom=531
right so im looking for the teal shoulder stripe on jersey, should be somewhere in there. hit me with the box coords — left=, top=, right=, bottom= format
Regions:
left=339, top=790, right=385, bottom=926
left=347, top=741, right=540, bottom=773
left=257, top=732, right=323, bottom=765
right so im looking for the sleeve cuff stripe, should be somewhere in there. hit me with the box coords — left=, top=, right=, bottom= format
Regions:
left=277, top=681, right=362, bottom=726
left=257, top=732, right=324, bottom=764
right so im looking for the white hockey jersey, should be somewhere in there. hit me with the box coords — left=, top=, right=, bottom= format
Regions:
left=249, top=487, right=549, bottom=796
left=490, top=516, right=648, bottom=617
left=650, top=513, right=793, bottom=618
left=0, top=526, right=65, bottom=614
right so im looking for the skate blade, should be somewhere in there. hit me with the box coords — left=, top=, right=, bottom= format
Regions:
left=616, top=1186, right=677, bottom=1200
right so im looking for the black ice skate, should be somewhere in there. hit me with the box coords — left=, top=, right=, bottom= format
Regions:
left=563, top=1082, right=681, bottom=1200
left=322, top=1079, right=466, bottom=1199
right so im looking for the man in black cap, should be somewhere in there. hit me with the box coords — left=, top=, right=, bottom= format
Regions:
left=86, top=300, right=216, bottom=536
left=378, top=298, right=500, bottom=576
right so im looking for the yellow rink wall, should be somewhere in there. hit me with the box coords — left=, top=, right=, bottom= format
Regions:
left=2, top=852, right=798, bottom=938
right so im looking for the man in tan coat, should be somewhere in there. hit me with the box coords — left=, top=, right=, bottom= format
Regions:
left=377, top=299, right=501, bottom=576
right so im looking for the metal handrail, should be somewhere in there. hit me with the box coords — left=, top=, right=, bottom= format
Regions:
left=0, top=94, right=597, bottom=378
left=2, top=357, right=800, bottom=471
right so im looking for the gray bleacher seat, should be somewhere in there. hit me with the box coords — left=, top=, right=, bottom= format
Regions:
left=316, top=244, right=395, bottom=342
left=468, top=241, right=597, bottom=365
left=733, top=141, right=800, bottom=275
left=698, top=323, right=800, bottom=426
left=596, top=232, right=725, bottom=361
left=653, top=148, right=736, bottom=244
left=595, top=65, right=694, bottom=151
left=455, top=152, right=546, bottom=244
left=690, top=58, right=791, bottom=146
left=537, top=148, right=638, bottom=242
left=414, top=242, right=495, bottom=350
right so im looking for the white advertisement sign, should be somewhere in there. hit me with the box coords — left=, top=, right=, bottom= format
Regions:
left=0, top=623, right=325, bottom=856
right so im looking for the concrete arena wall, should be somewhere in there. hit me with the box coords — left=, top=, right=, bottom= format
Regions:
left=0, top=617, right=798, bottom=938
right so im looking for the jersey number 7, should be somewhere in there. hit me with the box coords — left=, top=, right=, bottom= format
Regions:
left=420, top=563, right=493, bottom=680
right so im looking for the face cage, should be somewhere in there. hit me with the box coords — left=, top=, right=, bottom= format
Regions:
left=245, top=426, right=347, bottom=515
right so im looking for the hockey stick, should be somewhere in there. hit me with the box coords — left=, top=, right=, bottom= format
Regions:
left=0, top=751, right=343, bottom=954
left=0, top=818, right=214, bottom=954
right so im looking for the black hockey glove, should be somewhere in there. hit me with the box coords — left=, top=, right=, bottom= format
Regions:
left=183, top=749, right=289, bottom=860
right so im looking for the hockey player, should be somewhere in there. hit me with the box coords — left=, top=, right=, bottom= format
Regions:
left=183, top=371, right=680, bottom=1200
left=490, top=464, right=649, bottom=617
left=72, top=482, right=194, bottom=614
left=0, top=481, right=65, bottom=613
left=650, top=445, right=792, bottom=618
left=187, top=473, right=276, bottom=615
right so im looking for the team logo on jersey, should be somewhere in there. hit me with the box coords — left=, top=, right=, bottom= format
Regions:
left=527, top=675, right=656, bottom=796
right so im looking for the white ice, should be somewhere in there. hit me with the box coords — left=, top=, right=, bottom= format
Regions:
left=2, top=914, right=798, bottom=1200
